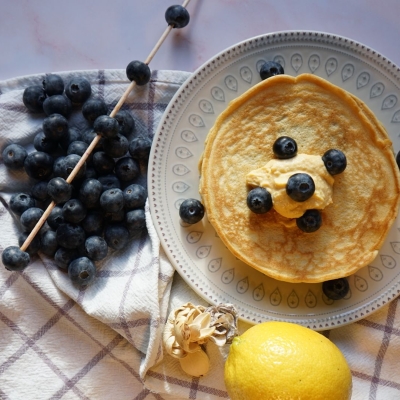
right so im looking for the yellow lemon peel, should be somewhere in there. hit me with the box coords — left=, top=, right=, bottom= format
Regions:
left=224, top=321, right=352, bottom=400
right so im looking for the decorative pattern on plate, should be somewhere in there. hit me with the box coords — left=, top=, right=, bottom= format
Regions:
left=325, top=57, right=338, bottom=76
left=149, top=31, right=400, bottom=329
left=371, top=82, right=385, bottom=98
left=382, top=95, right=397, bottom=110
left=308, top=54, right=320, bottom=72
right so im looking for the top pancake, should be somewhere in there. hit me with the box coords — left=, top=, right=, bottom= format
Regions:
left=199, top=73, right=400, bottom=283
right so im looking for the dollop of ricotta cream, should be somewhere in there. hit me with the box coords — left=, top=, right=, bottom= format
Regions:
left=246, top=154, right=335, bottom=219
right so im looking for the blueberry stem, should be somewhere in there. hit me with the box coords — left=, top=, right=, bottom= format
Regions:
left=19, top=0, right=191, bottom=253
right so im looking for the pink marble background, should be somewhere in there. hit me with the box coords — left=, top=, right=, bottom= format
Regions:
left=0, top=0, right=399, bottom=81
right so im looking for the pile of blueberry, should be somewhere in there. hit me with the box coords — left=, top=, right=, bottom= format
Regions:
left=2, top=71, right=152, bottom=287
left=1, top=4, right=192, bottom=288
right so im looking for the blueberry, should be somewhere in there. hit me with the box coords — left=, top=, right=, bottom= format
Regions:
left=62, top=199, right=87, bottom=223
left=60, top=127, right=82, bottom=152
left=322, top=278, right=350, bottom=300
left=67, top=140, right=89, bottom=157
left=179, top=198, right=205, bottom=224
left=103, top=134, right=129, bottom=158
left=84, top=236, right=108, bottom=261
left=60, top=154, right=86, bottom=180
left=128, top=136, right=152, bottom=162
left=43, top=94, right=72, bottom=117
left=31, top=181, right=49, bottom=202
left=126, top=61, right=151, bottom=86
left=56, top=223, right=86, bottom=249
left=2, top=143, right=27, bottom=169
left=322, top=149, right=347, bottom=175
left=79, top=178, right=103, bottom=208
left=100, top=188, right=124, bottom=213
left=92, top=151, right=115, bottom=175
left=47, top=206, right=65, bottom=230
left=81, top=129, right=104, bottom=150
left=55, top=247, right=80, bottom=270
left=20, top=207, right=44, bottom=231
left=33, top=132, right=58, bottom=153
left=246, top=187, right=273, bottom=214
left=24, top=151, right=54, bottom=180
left=81, top=210, right=104, bottom=236
left=2, top=246, right=30, bottom=271
left=68, top=257, right=96, bottom=287
left=65, top=77, right=92, bottom=104
left=47, top=177, right=72, bottom=203
left=82, top=98, right=108, bottom=125
left=296, top=209, right=322, bottom=233
left=123, top=184, right=147, bottom=210
left=43, top=74, right=64, bottom=96
left=42, top=113, right=69, bottom=140
left=18, top=232, right=42, bottom=255
left=396, top=150, right=400, bottom=170
left=165, top=5, right=190, bottom=28
left=98, top=174, right=121, bottom=192
left=104, top=208, right=125, bottom=223
left=10, top=193, right=36, bottom=216
left=115, top=156, right=140, bottom=182
left=93, top=115, right=119, bottom=139
left=52, top=156, right=65, bottom=177
left=23, top=85, right=46, bottom=113
left=259, top=61, right=284, bottom=80
left=40, top=230, right=58, bottom=257
left=83, top=167, right=98, bottom=180
left=273, top=136, right=297, bottom=159
left=125, top=209, right=146, bottom=236
left=286, top=173, right=315, bottom=202
left=104, top=224, right=130, bottom=250
left=115, top=110, right=135, bottom=137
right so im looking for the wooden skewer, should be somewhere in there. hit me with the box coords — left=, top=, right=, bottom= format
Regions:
left=20, top=0, right=191, bottom=252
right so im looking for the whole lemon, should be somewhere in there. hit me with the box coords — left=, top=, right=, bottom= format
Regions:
left=224, top=321, right=352, bottom=400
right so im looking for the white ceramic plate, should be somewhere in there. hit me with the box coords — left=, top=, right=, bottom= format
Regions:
left=149, top=31, right=400, bottom=330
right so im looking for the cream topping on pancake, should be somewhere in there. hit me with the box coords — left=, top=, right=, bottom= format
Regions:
left=246, top=153, right=335, bottom=219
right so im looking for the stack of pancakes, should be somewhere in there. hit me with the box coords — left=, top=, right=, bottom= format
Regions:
left=199, top=74, right=400, bottom=283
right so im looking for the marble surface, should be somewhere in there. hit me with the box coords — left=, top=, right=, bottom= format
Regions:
left=1, top=0, right=400, bottom=81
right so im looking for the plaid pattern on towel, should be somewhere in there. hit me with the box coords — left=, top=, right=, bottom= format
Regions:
left=0, top=69, right=399, bottom=400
